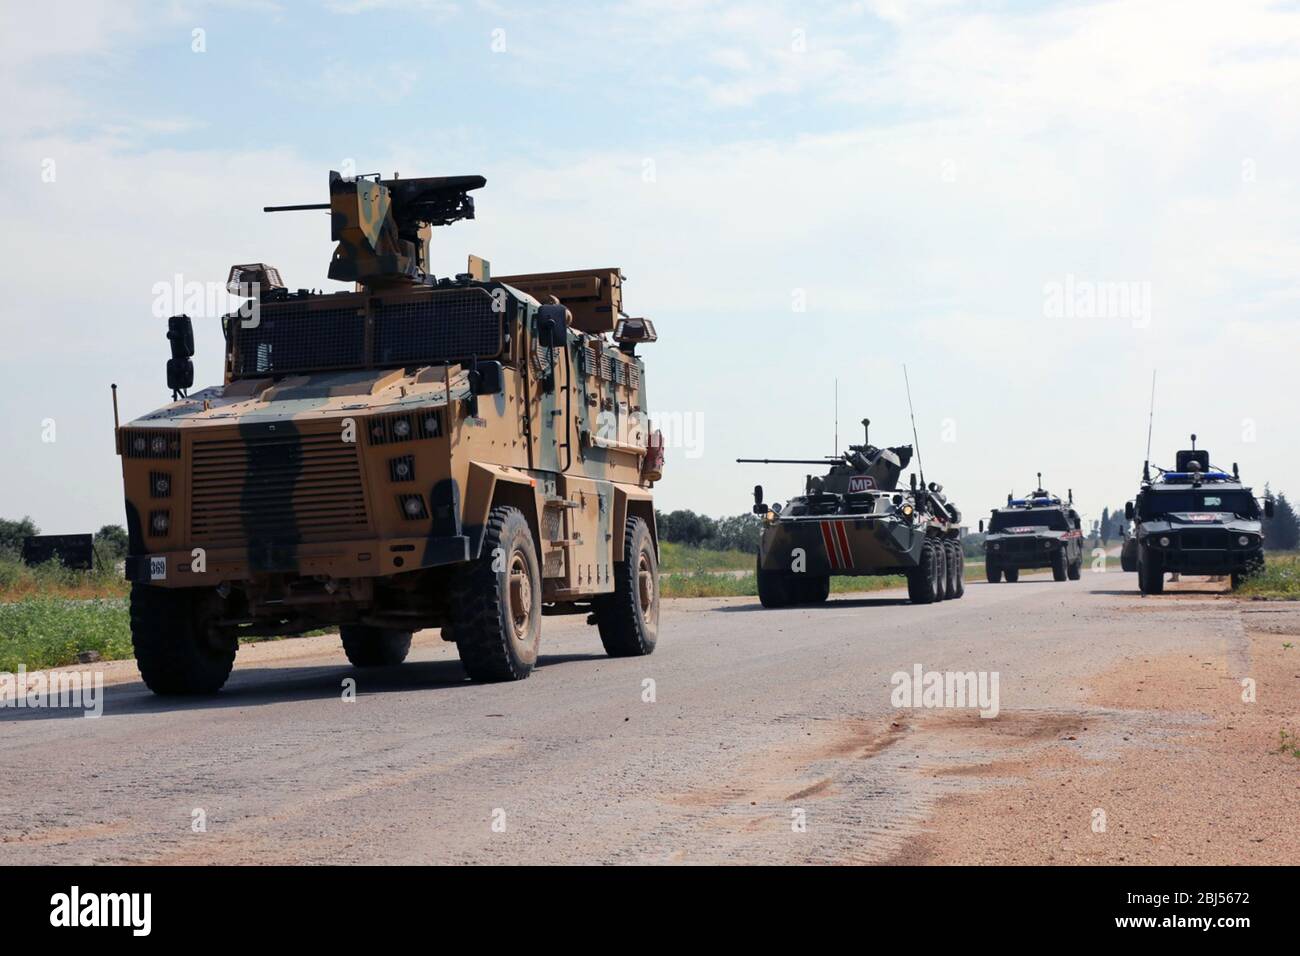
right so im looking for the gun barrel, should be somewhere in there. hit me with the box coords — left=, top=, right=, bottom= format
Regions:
left=263, top=203, right=331, bottom=212
left=736, top=458, right=840, bottom=465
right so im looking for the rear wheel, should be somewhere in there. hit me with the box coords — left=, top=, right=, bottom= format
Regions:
left=592, top=516, right=659, bottom=657
left=907, top=538, right=941, bottom=604
left=1004, top=567, right=1020, bottom=583
left=448, top=506, right=542, bottom=681
left=947, top=541, right=964, bottom=598
left=1137, top=544, right=1164, bottom=595
left=130, top=584, right=235, bottom=695
left=799, top=575, right=831, bottom=603
left=934, top=543, right=949, bottom=601
left=340, top=625, right=411, bottom=667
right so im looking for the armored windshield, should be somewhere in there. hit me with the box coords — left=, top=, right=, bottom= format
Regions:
left=1140, top=490, right=1258, bottom=519
left=989, top=509, right=1069, bottom=532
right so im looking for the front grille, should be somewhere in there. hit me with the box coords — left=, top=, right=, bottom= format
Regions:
left=1177, top=530, right=1231, bottom=550
left=189, top=430, right=370, bottom=545
left=1003, top=538, right=1040, bottom=553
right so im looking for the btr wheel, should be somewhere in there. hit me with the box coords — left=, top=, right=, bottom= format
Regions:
left=130, top=584, right=235, bottom=695
left=340, top=625, right=412, bottom=667
left=907, top=538, right=940, bottom=605
left=947, top=541, right=964, bottom=598
left=449, top=505, right=542, bottom=681
left=934, top=542, right=949, bottom=601
left=757, top=554, right=793, bottom=608
left=592, top=516, right=659, bottom=657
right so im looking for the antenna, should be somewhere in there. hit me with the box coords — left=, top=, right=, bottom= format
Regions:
left=902, top=364, right=926, bottom=490
left=1144, top=369, right=1156, bottom=467
left=833, top=379, right=839, bottom=456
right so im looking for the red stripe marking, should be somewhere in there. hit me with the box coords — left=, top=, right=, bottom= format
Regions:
left=834, top=521, right=854, bottom=568
left=819, top=521, right=840, bottom=569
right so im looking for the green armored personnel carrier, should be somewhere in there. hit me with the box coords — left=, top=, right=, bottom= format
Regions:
left=740, top=419, right=964, bottom=607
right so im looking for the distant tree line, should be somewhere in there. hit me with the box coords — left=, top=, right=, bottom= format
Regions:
left=0, top=516, right=128, bottom=566
left=655, top=510, right=762, bottom=553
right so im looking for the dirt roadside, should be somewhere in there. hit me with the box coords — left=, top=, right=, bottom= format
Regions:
left=888, top=587, right=1300, bottom=865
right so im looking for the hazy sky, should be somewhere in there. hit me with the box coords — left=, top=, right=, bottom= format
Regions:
left=2, top=0, right=1298, bottom=536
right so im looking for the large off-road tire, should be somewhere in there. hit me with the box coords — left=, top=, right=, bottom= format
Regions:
left=985, top=561, right=1001, bottom=584
left=947, top=540, right=964, bottom=599
left=340, top=625, right=412, bottom=667
left=934, top=542, right=949, bottom=601
left=449, top=506, right=542, bottom=681
left=1120, top=538, right=1138, bottom=573
left=592, top=516, right=660, bottom=657
left=907, top=537, right=941, bottom=605
left=1137, top=544, right=1164, bottom=595
left=757, top=554, right=793, bottom=608
left=1051, top=546, right=1068, bottom=582
left=130, top=584, right=236, bottom=695
left=1004, top=567, right=1020, bottom=583
left=1067, top=554, right=1082, bottom=580
left=795, top=575, right=831, bottom=604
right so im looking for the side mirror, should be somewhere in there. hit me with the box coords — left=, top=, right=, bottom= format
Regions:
left=752, top=484, right=765, bottom=515
left=1125, top=501, right=1135, bottom=521
left=535, top=304, right=568, bottom=394
left=1265, top=498, right=1275, bottom=519
left=978, top=519, right=984, bottom=534
left=166, top=315, right=194, bottom=397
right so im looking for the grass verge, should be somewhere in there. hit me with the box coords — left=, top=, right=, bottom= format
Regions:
left=1237, top=552, right=1300, bottom=599
left=660, top=569, right=906, bottom=599
left=0, top=597, right=132, bottom=672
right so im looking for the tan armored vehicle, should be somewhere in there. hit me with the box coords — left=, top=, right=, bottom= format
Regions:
left=115, top=172, right=664, bottom=694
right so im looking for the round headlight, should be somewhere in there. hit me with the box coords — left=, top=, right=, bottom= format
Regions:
left=991, top=542, right=1000, bottom=550
left=1158, top=536, right=1169, bottom=547
left=1043, top=540, right=1052, bottom=549
left=393, top=419, right=411, bottom=438
left=425, top=417, right=439, bottom=435
left=154, top=476, right=170, bottom=494
left=394, top=461, right=411, bottom=479
left=132, top=436, right=146, bottom=452
left=1238, top=535, right=1250, bottom=546
left=151, top=436, right=168, bottom=454
left=151, top=513, right=169, bottom=533
left=404, top=498, right=423, bottom=516
left=901, top=504, right=914, bottom=517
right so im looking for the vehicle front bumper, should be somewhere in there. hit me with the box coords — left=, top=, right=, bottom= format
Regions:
left=1140, top=538, right=1263, bottom=574
left=124, top=534, right=472, bottom=587
left=985, top=537, right=1063, bottom=569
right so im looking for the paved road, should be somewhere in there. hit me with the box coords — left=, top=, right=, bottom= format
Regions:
left=0, top=572, right=1246, bottom=864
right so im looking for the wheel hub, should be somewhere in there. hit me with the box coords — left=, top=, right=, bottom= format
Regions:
left=508, top=551, right=532, bottom=637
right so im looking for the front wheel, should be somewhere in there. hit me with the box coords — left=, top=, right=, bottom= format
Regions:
left=1004, top=567, right=1020, bottom=583
left=449, top=505, right=542, bottom=681
left=1067, top=555, right=1081, bottom=580
left=130, top=584, right=236, bottom=695
left=1051, top=547, right=1068, bottom=581
left=592, top=516, right=659, bottom=657
left=907, top=538, right=940, bottom=604
left=1137, top=544, right=1164, bottom=595
left=340, top=625, right=412, bottom=667
left=757, top=555, right=792, bottom=608
left=985, top=561, right=1001, bottom=584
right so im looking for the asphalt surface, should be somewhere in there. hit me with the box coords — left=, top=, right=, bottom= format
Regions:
left=0, top=571, right=1248, bottom=864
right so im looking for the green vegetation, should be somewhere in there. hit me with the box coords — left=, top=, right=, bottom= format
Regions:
left=1236, top=552, right=1300, bottom=600
left=0, top=554, right=128, bottom=602
left=1277, top=729, right=1300, bottom=760
left=659, top=541, right=755, bottom=572
left=0, top=597, right=132, bottom=672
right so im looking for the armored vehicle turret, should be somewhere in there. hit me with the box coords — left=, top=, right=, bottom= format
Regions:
left=1121, top=435, right=1272, bottom=594
left=979, top=475, right=1083, bottom=583
left=116, top=171, right=665, bottom=694
left=739, top=418, right=964, bottom=607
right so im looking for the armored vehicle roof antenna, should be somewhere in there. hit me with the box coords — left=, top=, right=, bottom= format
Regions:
left=903, top=364, right=926, bottom=491
left=862, top=418, right=870, bottom=446
left=1143, top=369, right=1156, bottom=480
left=834, top=379, right=838, bottom=458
